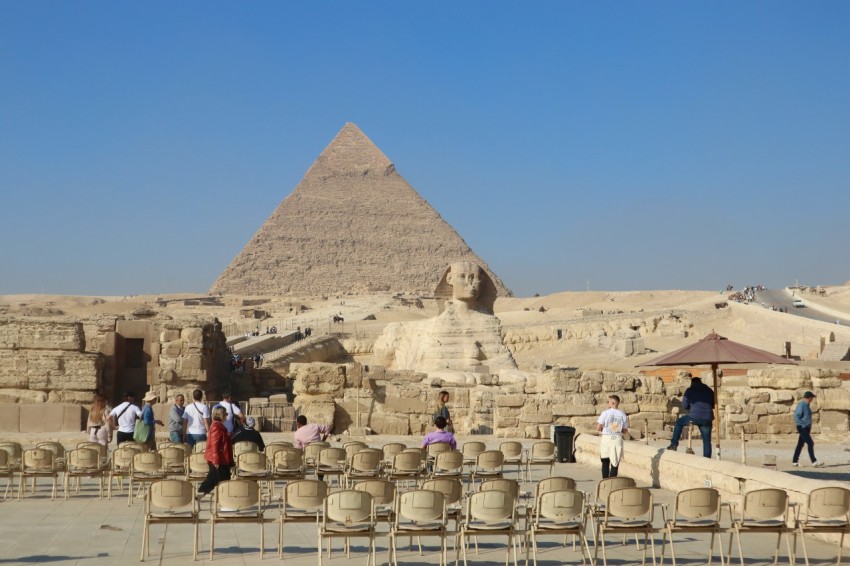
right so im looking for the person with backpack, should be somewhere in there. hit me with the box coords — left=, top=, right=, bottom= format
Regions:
left=108, top=391, right=142, bottom=446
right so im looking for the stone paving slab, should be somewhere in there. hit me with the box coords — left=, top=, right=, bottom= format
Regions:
left=0, top=433, right=845, bottom=565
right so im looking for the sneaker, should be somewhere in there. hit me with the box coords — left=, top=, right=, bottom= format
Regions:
left=666, top=445, right=678, bottom=451
left=791, top=462, right=799, bottom=467
left=813, top=461, right=824, bottom=468
left=195, top=492, right=206, bottom=500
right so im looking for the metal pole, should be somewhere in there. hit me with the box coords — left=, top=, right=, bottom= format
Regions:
left=712, top=364, right=721, bottom=460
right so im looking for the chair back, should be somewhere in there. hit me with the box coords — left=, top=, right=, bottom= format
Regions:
left=265, top=442, right=294, bottom=463
left=536, top=476, right=576, bottom=499
left=606, top=487, right=653, bottom=521
left=392, top=450, right=422, bottom=472
left=596, top=476, right=636, bottom=504
left=475, top=450, right=504, bottom=471
left=675, top=488, right=721, bottom=521
left=479, top=478, right=520, bottom=500
left=303, top=441, right=329, bottom=463
left=530, top=441, right=555, bottom=460
left=461, top=441, right=486, bottom=461
left=111, top=446, right=136, bottom=471
left=237, top=451, right=268, bottom=473
left=36, top=441, right=66, bottom=460
left=806, top=486, right=850, bottom=521
left=23, top=448, right=53, bottom=470
left=133, top=452, right=163, bottom=474
left=232, top=440, right=259, bottom=459
left=158, top=447, right=186, bottom=470
left=538, top=489, right=585, bottom=522
left=215, top=479, right=260, bottom=511
left=284, top=479, right=327, bottom=510
left=353, top=479, right=396, bottom=506
left=77, top=441, right=107, bottom=459
left=149, top=479, right=195, bottom=511
left=0, top=450, right=8, bottom=470
left=422, top=478, right=463, bottom=506
left=468, top=490, right=515, bottom=522
left=344, top=442, right=368, bottom=462
left=433, top=450, right=464, bottom=474
left=0, top=441, right=22, bottom=461
left=187, top=452, right=208, bottom=474
left=325, top=490, right=373, bottom=524
left=122, top=441, right=147, bottom=453
left=274, top=447, right=305, bottom=471
left=742, top=488, right=788, bottom=521
left=350, top=449, right=383, bottom=472
left=68, top=447, right=100, bottom=470
left=427, top=442, right=452, bottom=459
left=318, top=447, right=347, bottom=468
left=397, top=489, right=446, bottom=523
left=192, top=440, right=207, bottom=453
left=381, top=442, right=406, bottom=463
left=499, top=441, right=523, bottom=460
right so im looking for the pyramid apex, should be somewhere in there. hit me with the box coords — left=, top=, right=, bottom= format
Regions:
left=309, top=122, right=393, bottom=177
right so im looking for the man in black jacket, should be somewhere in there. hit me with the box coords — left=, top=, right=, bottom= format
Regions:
left=667, top=377, right=715, bottom=458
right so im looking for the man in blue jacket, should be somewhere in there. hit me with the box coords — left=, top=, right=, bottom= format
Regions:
left=793, top=391, right=823, bottom=467
left=667, top=377, right=715, bottom=458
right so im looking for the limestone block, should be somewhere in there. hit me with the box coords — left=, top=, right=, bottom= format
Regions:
left=496, top=407, right=521, bottom=418
left=447, top=387, right=470, bottom=408
left=726, top=413, right=750, bottom=423
left=370, top=413, right=410, bottom=435
left=27, top=352, right=100, bottom=391
left=0, top=319, right=85, bottom=351
left=496, top=417, right=519, bottom=428
left=47, top=390, right=95, bottom=404
left=409, top=414, right=433, bottom=436
left=495, top=395, right=526, bottom=408
left=385, top=383, right=423, bottom=399
left=334, top=400, right=371, bottom=431
left=748, top=404, right=769, bottom=417
left=745, top=391, right=771, bottom=403
left=618, top=403, right=639, bottom=414
left=547, top=371, right=580, bottom=395
left=0, top=404, right=20, bottom=431
left=20, top=403, right=82, bottom=432
left=725, top=403, right=743, bottom=414
left=637, top=394, right=670, bottom=413
left=519, top=413, right=553, bottom=424
left=470, top=389, right=496, bottom=406
left=552, top=403, right=597, bottom=417
left=568, top=416, right=601, bottom=431
left=0, top=351, right=27, bottom=387
left=819, top=410, right=849, bottom=432
left=818, top=389, right=850, bottom=411
left=769, top=390, right=794, bottom=403
left=579, top=380, right=603, bottom=393
left=161, top=340, right=184, bottom=357
left=811, top=377, right=841, bottom=389
left=524, top=425, right=541, bottom=439
left=292, top=363, right=345, bottom=398
left=385, top=397, right=430, bottom=414
left=182, top=327, right=204, bottom=346
left=0, top=388, right=48, bottom=403
left=595, top=392, right=637, bottom=404
left=496, top=428, right=524, bottom=438
left=294, top=396, right=335, bottom=428
left=177, top=356, right=202, bottom=372
left=766, top=403, right=790, bottom=415
left=160, top=329, right=180, bottom=342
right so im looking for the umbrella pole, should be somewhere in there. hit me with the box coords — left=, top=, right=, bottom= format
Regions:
left=712, top=364, right=721, bottom=460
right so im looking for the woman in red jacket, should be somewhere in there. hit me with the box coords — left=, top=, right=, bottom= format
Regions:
left=197, top=405, right=233, bottom=498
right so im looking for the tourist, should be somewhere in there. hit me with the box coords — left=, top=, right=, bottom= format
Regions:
left=293, top=415, right=330, bottom=449
left=140, top=391, right=164, bottom=451
left=87, top=394, right=112, bottom=446
left=666, top=377, right=715, bottom=458
left=596, top=394, right=629, bottom=479
left=108, top=391, right=142, bottom=446
left=168, top=394, right=186, bottom=443
left=182, top=389, right=210, bottom=447
left=434, top=390, right=453, bottom=432
left=231, top=416, right=265, bottom=451
left=422, top=416, right=456, bottom=450
left=197, top=406, right=233, bottom=499
left=792, top=391, right=823, bottom=467
left=213, top=390, right=244, bottom=437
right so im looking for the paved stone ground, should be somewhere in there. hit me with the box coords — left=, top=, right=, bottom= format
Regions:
left=0, top=432, right=846, bottom=565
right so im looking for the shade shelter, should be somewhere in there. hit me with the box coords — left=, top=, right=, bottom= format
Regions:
left=638, top=331, right=795, bottom=460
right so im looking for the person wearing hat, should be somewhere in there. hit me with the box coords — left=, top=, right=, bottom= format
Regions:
left=108, top=391, right=143, bottom=446
left=140, top=390, right=165, bottom=451
left=230, top=416, right=265, bottom=451
left=793, top=391, right=823, bottom=467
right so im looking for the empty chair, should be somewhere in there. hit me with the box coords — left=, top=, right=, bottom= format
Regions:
left=121, top=441, right=147, bottom=453
left=270, top=447, right=305, bottom=498
left=265, top=441, right=294, bottom=467
left=76, top=441, right=108, bottom=466
left=387, top=450, right=423, bottom=488
left=526, top=441, right=556, bottom=480
left=422, top=478, right=465, bottom=534
left=185, top=452, right=209, bottom=485
left=210, top=479, right=267, bottom=559
left=390, top=489, right=449, bottom=566
left=344, top=441, right=368, bottom=463
left=529, top=489, right=592, bottom=566
left=0, top=441, right=23, bottom=470
left=320, top=490, right=377, bottom=566
left=353, top=479, right=396, bottom=526
left=479, top=478, right=521, bottom=501
left=729, top=488, right=794, bottom=566
left=19, top=448, right=58, bottom=500
left=0, top=450, right=14, bottom=500
left=660, top=487, right=724, bottom=566
left=279, top=479, right=328, bottom=560
left=796, top=486, right=850, bottom=566
left=158, top=446, right=187, bottom=477
left=233, top=440, right=259, bottom=460
left=381, top=442, right=406, bottom=469
left=141, top=479, right=199, bottom=561
left=460, top=490, right=521, bottom=566
left=64, top=447, right=105, bottom=499
left=36, top=441, right=66, bottom=471
left=471, top=450, right=504, bottom=486
left=345, top=448, right=383, bottom=486
left=304, top=441, right=330, bottom=476
left=595, top=487, right=657, bottom=566
left=192, top=440, right=208, bottom=454
left=317, top=447, right=347, bottom=487
left=500, top=441, right=524, bottom=481
left=235, top=452, right=271, bottom=503
left=108, top=446, right=137, bottom=500
left=432, top=450, right=464, bottom=480
left=130, top=452, right=165, bottom=506
left=461, top=441, right=486, bottom=467
left=589, top=476, right=637, bottom=539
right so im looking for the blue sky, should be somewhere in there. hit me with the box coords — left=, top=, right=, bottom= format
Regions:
left=1, top=2, right=848, bottom=297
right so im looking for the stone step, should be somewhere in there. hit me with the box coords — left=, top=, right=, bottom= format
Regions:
left=820, top=342, right=850, bottom=362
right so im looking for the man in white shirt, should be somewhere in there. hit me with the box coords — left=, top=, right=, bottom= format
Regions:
left=214, top=390, right=244, bottom=436
left=596, top=395, right=630, bottom=479
left=108, top=391, right=143, bottom=446
left=182, top=388, right=211, bottom=447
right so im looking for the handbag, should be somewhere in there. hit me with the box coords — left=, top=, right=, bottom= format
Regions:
left=133, top=420, right=151, bottom=443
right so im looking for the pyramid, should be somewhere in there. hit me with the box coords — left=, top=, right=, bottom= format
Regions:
left=210, top=123, right=512, bottom=297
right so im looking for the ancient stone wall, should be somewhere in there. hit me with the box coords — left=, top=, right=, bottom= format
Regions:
left=288, top=361, right=848, bottom=439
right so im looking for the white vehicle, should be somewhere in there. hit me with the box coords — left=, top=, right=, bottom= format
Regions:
left=792, top=299, right=805, bottom=308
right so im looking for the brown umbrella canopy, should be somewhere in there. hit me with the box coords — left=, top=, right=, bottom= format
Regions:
left=638, top=331, right=796, bottom=459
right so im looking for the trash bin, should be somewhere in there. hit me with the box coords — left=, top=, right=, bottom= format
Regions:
left=554, top=425, right=576, bottom=463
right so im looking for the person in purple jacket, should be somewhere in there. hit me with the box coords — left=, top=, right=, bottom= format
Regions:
left=422, top=416, right=456, bottom=450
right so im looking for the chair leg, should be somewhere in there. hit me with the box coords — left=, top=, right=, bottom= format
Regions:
left=209, top=519, right=215, bottom=560
left=735, top=529, right=745, bottom=566
left=260, top=519, right=265, bottom=559
left=838, top=530, right=845, bottom=566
